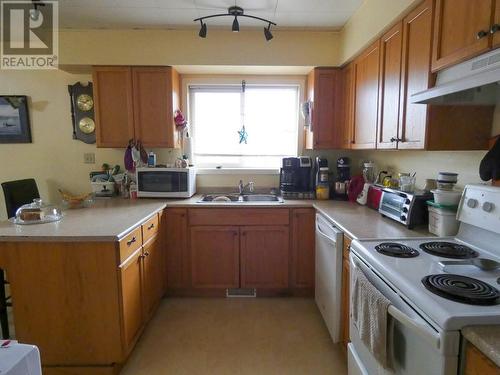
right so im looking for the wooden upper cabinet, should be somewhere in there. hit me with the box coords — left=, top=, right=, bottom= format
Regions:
left=305, top=68, right=342, bottom=150
left=378, top=22, right=403, bottom=150
left=93, top=66, right=181, bottom=148
left=432, top=0, right=495, bottom=71
left=132, top=67, right=180, bottom=148
left=190, top=226, right=240, bottom=289
left=93, top=67, right=135, bottom=148
left=352, top=40, right=381, bottom=149
left=240, top=226, right=289, bottom=289
left=340, top=63, right=354, bottom=149
left=399, top=0, right=435, bottom=150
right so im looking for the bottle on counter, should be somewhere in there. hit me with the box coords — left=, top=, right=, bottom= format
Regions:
left=316, top=167, right=330, bottom=200
left=129, top=181, right=138, bottom=199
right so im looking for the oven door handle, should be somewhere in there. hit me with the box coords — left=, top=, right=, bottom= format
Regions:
left=387, top=305, right=441, bottom=349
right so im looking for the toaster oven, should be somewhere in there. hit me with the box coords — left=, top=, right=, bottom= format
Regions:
left=379, top=188, right=432, bottom=229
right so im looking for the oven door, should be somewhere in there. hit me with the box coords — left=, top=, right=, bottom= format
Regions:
left=137, top=170, right=190, bottom=197
left=379, top=192, right=406, bottom=223
left=348, top=252, right=459, bottom=375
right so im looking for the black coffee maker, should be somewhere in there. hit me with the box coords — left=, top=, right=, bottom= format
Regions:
left=279, top=157, right=314, bottom=199
left=333, top=157, right=351, bottom=200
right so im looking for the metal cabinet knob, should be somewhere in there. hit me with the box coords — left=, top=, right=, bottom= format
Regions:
left=477, top=30, right=489, bottom=39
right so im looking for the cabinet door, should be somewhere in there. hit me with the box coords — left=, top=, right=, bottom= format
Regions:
left=399, top=0, right=434, bottom=150
left=190, top=226, right=240, bottom=289
left=377, top=22, right=403, bottom=150
left=352, top=41, right=380, bottom=150
left=493, top=1, right=500, bottom=48
left=132, top=67, right=179, bottom=148
left=432, top=0, right=494, bottom=71
left=93, top=67, right=135, bottom=147
left=341, top=235, right=352, bottom=349
left=341, top=63, right=354, bottom=149
left=314, top=69, right=342, bottom=149
left=464, top=342, right=500, bottom=375
left=165, top=208, right=188, bottom=289
left=142, top=235, right=164, bottom=319
left=240, top=226, right=289, bottom=289
left=119, top=248, right=143, bottom=351
left=290, top=209, right=315, bottom=291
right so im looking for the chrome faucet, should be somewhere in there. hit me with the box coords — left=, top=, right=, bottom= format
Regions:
left=238, top=180, right=255, bottom=195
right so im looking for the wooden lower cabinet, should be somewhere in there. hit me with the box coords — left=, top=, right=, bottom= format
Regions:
left=119, top=247, right=144, bottom=352
left=171, top=208, right=314, bottom=296
left=290, top=208, right=315, bottom=292
left=240, top=226, right=289, bottom=289
left=190, top=226, right=240, bottom=288
left=165, top=208, right=188, bottom=289
left=341, top=234, right=353, bottom=350
left=142, top=235, right=164, bottom=319
left=464, top=342, right=500, bottom=375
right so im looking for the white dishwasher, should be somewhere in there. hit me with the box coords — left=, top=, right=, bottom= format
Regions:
left=315, top=213, right=344, bottom=343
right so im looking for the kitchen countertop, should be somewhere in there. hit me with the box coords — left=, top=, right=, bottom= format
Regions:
left=0, top=195, right=432, bottom=242
left=312, top=200, right=431, bottom=240
left=462, top=326, right=500, bottom=367
left=0, top=199, right=166, bottom=242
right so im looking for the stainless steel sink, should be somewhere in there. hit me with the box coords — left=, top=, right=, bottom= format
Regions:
left=242, top=194, right=283, bottom=202
left=197, top=193, right=283, bottom=203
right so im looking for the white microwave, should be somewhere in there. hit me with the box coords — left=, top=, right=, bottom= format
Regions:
left=136, top=167, right=196, bottom=198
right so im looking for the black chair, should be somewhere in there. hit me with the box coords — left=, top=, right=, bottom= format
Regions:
left=1, top=178, right=40, bottom=339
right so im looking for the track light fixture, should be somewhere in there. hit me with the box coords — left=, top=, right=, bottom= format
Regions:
left=199, top=21, right=207, bottom=38
left=194, top=6, right=277, bottom=41
left=232, top=16, right=239, bottom=32
left=264, top=23, right=273, bottom=41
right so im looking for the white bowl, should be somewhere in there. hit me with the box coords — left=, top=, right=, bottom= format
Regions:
left=431, top=189, right=462, bottom=205
left=438, top=172, right=458, bottom=182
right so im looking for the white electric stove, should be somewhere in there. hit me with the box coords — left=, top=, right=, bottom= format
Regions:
left=348, top=184, right=500, bottom=375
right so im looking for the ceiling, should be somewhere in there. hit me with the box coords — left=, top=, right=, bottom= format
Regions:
left=58, top=0, right=364, bottom=30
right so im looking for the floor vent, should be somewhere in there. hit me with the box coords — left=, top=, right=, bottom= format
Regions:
left=226, top=288, right=257, bottom=298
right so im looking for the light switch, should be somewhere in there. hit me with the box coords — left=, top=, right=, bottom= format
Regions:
left=83, top=153, right=95, bottom=164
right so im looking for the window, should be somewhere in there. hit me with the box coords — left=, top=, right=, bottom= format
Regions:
left=188, top=83, right=300, bottom=169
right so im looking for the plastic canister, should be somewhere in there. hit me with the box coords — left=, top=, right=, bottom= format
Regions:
left=428, top=206, right=459, bottom=236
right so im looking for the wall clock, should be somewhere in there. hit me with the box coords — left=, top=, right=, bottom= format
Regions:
left=68, top=82, right=96, bottom=144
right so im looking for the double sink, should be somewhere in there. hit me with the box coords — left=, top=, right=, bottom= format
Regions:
left=198, top=193, right=284, bottom=204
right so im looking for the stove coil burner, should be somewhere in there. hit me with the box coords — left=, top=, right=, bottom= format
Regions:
left=422, top=274, right=500, bottom=306
left=419, top=241, right=479, bottom=259
left=375, top=243, right=419, bottom=258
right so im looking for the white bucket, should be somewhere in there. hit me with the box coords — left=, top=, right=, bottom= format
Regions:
left=428, top=206, right=459, bottom=237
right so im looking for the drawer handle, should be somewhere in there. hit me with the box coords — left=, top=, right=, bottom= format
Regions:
left=127, top=237, right=137, bottom=246
left=144, top=251, right=150, bottom=257
left=147, top=223, right=155, bottom=230
left=491, top=24, right=500, bottom=34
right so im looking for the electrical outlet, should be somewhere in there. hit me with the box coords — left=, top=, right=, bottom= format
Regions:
left=83, top=153, right=95, bottom=164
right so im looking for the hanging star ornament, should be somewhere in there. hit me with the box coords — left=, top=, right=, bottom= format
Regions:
left=238, top=125, right=248, bottom=144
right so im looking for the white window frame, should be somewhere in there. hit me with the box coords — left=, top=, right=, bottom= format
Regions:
left=182, top=75, right=306, bottom=174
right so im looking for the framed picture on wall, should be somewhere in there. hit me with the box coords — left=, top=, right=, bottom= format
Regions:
left=0, top=95, right=31, bottom=143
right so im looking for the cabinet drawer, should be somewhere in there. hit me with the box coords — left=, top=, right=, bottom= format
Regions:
left=188, top=208, right=290, bottom=226
left=119, top=227, right=143, bottom=263
left=142, top=214, right=159, bottom=243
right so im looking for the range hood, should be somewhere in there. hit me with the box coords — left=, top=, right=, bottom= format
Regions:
left=411, top=48, right=500, bottom=105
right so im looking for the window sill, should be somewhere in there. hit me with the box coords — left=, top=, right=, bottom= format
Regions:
left=195, top=168, right=280, bottom=175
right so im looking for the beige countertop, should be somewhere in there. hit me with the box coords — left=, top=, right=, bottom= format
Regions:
left=0, top=195, right=432, bottom=242
left=462, top=326, right=500, bottom=367
left=0, top=199, right=166, bottom=242
left=313, top=200, right=431, bottom=240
